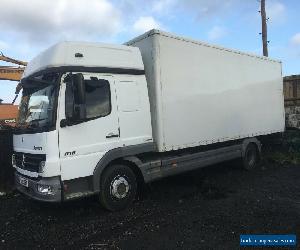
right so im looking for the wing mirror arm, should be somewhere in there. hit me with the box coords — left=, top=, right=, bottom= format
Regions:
left=60, top=119, right=68, bottom=128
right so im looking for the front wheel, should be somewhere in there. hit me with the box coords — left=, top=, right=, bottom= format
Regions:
left=242, top=143, right=260, bottom=170
left=99, top=164, right=137, bottom=211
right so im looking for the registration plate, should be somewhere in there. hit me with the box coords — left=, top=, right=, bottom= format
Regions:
left=19, top=177, right=29, bottom=187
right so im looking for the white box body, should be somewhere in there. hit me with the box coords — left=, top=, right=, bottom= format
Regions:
left=127, top=30, right=285, bottom=152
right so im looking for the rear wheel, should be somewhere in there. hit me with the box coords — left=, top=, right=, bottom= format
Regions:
left=242, top=143, right=260, bottom=170
left=99, top=164, right=137, bottom=211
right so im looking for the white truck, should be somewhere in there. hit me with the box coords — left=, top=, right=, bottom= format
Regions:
left=12, top=30, right=285, bottom=211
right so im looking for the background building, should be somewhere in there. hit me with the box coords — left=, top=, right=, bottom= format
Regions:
left=283, top=75, right=300, bottom=128
left=0, top=99, right=18, bottom=127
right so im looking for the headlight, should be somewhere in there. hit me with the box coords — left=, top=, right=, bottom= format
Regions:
left=39, top=161, right=46, bottom=173
left=37, top=184, right=54, bottom=195
left=12, top=154, right=16, bottom=166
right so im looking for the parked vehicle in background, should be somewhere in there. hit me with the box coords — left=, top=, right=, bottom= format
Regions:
left=12, top=30, right=285, bottom=211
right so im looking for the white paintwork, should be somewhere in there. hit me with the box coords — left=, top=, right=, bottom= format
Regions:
left=22, top=41, right=144, bottom=79
left=14, top=30, right=284, bottom=185
left=14, top=41, right=152, bottom=182
left=126, top=30, right=285, bottom=152
left=58, top=73, right=152, bottom=181
left=13, top=131, right=61, bottom=177
left=114, top=75, right=153, bottom=148
left=58, top=74, right=120, bottom=180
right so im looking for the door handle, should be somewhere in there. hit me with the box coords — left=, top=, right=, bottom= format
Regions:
left=106, top=133, right=119, bottom=138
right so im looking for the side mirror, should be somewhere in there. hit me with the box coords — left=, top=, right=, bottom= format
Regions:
left=73, top=73, right=86, bottom=120
left=65, top=79, right=75, bottom=120
left=73, top=73, right=85, bottom=105
left=64, top=73, right=86, bottom=125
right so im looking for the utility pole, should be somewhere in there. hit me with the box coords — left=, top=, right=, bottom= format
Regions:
left=260, top=0, right=268, bottom=56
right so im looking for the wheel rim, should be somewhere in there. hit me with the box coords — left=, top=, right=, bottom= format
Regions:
left=110, top=175, right=130, bottom=199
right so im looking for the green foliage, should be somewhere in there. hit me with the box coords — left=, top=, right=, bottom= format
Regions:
left=264, top=150, right=300, bottom=165
left=263, top=130, right=300, bottom=165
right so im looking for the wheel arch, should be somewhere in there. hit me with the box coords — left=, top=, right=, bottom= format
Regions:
left=241, top=137, right=261, bottom=158
left=111, top=157, right=145, bottom=188
left=92, top=143, right=154, bottom=192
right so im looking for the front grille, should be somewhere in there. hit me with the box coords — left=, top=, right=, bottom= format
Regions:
left=14, top=152, right=46, bottom=173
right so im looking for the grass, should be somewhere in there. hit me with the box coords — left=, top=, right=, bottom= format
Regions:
left=262, top=130, right=300, bottom=165
left=263, top=150, right=300, bottom=165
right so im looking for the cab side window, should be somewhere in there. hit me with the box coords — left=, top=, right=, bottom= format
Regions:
left=85, top=78, right=111, bottom=119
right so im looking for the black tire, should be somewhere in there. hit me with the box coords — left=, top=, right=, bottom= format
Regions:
left=242, top=143, right=260, bottom=170
left=99, top=164, right=137, bottom=211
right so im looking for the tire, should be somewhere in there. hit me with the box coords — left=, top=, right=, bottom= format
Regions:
left=242, top=143, right=260, bottom=170
left=99, top=164, right=137, bottom=211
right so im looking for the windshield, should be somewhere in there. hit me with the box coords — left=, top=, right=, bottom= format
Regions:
left=17, top=73, right=59, bottom=131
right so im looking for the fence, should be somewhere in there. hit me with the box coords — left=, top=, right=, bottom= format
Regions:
left=0, top=127, right=14, bottom=192
left=283, top=75, right=300, bottom=106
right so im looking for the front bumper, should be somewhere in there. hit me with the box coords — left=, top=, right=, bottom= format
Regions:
left=15, top=172, right=62, bottom=202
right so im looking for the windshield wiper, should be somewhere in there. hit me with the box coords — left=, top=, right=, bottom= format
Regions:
left=27, top=118, right=47, bottom=128
left=13, top=125, right=36, bottom=132
left=30, top=118, right=47, bottom=123
left=14, top=118, right=48, bottom=131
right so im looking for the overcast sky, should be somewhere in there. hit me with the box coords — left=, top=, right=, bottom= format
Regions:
left=1, top=0, right=299, bottom=103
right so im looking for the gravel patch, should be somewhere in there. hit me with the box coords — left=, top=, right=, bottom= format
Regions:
left=0, top=161, right=299, bottom=249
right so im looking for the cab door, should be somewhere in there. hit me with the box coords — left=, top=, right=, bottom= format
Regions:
left=58, top=73, right=120, bottom=181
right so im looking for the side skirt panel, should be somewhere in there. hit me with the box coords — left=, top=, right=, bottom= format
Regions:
left=140, top=144, right=243, bottom=183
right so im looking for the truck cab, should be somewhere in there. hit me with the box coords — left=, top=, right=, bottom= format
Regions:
left=13, top=42, right=153, bottom=209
